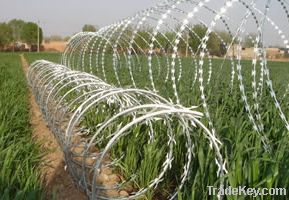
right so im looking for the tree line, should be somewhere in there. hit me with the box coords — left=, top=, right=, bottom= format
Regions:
left=100, top=24, right=231, bottom=56
left=0, top=20, right=256, bottom=55
left=0, top=19, right=43, bottom=50
left=100, top=24, right=256, bottom=57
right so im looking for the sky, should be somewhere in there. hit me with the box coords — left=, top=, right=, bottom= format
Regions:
left=0, top=0, right=159, bottom=36
left=1, top=0, right=289, bottom=46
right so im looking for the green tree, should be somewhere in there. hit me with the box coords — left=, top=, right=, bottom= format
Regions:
left=133, top=26, right=152, bottom=53
left=207, top=32, right=222, bottom=56
left=188, top=24, right=207, bottom=54
left=188, top=24, right=223, bottom=56
left=244, top=33, right=257, bottom=48
left=82, top=24, right=97, bottom=32
left=163, top=32, right=176, bottom=53
left=0, top=23, right=13, bottom=49
left=21, top=22, right=43, bottom=46
left=8, top=19, right=25, bottom=42
left=217, top=30, right=233, bottom=44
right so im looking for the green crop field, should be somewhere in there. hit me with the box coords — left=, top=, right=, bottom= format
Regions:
left=2, top=0, right=289, bottom=199
left=24, top=52, right=62, bottom=64
left=0, top=53, right=43, bottom=200
left=24, top=52, right=289, bottom=199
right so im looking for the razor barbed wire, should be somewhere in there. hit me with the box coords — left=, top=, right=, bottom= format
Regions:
left=27, top=0, right=289, bottom=199
left=62, top=0, right=289, bottom=149
left=28, top=60, right=224, bottom=199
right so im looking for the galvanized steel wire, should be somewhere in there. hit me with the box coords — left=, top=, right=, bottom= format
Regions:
left=28, top=60, right=224, bottom=199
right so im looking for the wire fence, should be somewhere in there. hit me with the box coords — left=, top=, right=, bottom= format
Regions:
left=27, top=0, right=289, bottom=199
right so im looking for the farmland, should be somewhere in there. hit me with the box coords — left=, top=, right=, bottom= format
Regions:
left=2, top=0, right=289, bottom=199
left=0, top=51, right=288, bottom=199
left=0, top=53, right=43, bottom=199
left=24, top=52, right=61, bottom=64
left=24, top=52, right=289, bottom=199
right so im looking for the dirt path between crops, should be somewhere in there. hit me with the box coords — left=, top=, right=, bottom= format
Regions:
left=20, top=54, right=87, bottom=200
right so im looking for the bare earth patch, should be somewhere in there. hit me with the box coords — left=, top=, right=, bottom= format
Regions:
left=43, top=41, right=67, bottom=52
left=20, top=54, right=87, bottom=200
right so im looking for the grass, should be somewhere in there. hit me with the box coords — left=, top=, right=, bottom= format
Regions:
left=0, top=53, right=44, bottom=200
left=24, top=52, right=289, bottom=199
left=24, top=52, right=61, bottom=64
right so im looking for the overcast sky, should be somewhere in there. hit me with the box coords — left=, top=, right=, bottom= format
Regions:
left=0, top=0, right=159, bottom=36
left=1, top=0, right=289, bottom=46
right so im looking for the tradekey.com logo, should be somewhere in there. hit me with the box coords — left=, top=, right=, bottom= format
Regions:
left=207, top=186, right=287, bottom=197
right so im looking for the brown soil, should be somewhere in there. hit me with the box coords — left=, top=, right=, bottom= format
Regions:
left=20, top=54, right=87, bottom=200
left=43, top=41, right=67, bottom=52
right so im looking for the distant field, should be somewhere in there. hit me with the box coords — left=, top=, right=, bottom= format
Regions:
left=0, top=53, right=43, bottom=200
